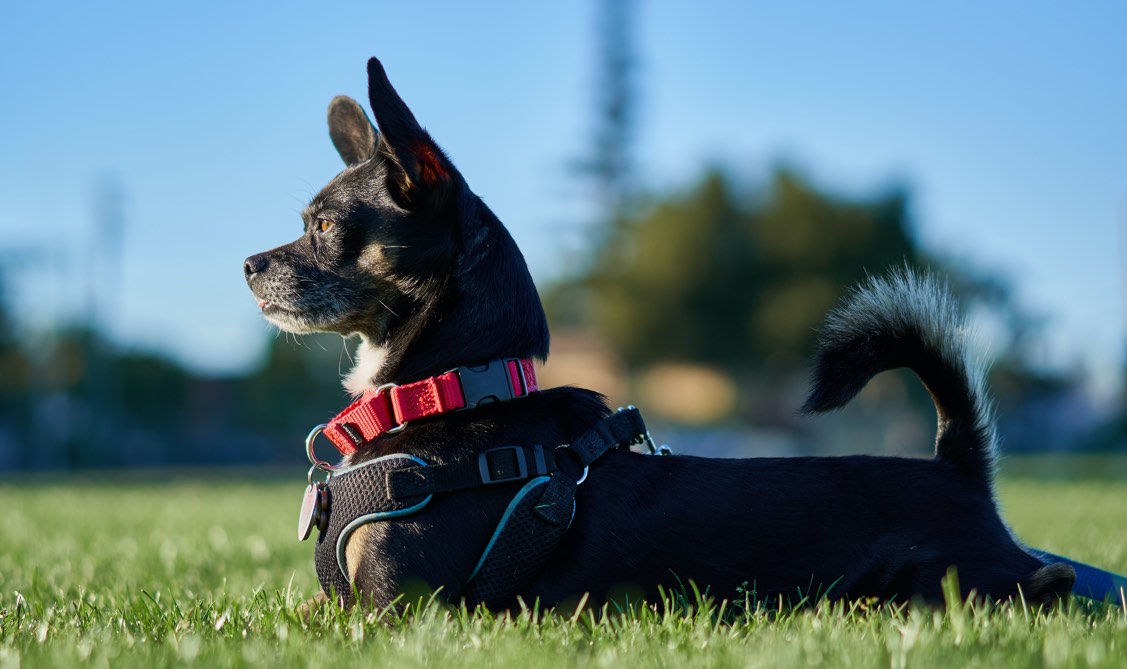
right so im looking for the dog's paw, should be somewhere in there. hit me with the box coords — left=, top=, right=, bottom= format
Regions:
left=1023, top=563, right=1076, bottom=605
left=297, top=590, right=333, bottom=623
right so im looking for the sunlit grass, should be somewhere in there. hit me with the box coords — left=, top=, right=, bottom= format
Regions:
left=1, top=459, right=1125, bottom=667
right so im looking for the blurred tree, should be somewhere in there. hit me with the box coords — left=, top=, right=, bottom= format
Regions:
left=0, top=269, right=27, bottom=462
left=545, top=162, right=1095, bottom=450
left=236, top=333, right=350, bottom=439
left=0, top=264, right=31, bottom=404
left=0, top=268, right=23, bottom=439
left=116, top=349, right=191, bottom=426
left=1118, top=353, right=1127, bottom=445
left=564, top=165, right=922, bottom=371
left=1081, top=347, right=1127, bottom=450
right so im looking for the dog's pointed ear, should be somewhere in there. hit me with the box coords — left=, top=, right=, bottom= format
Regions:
left=366, top=57, right=456, bottom=210
left=327, top=96, right=378, bottom=166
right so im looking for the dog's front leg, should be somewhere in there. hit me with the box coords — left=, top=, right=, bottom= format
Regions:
left=297, top=590, right=332, bottom=621
left=296, top=524, right=375, bottom=617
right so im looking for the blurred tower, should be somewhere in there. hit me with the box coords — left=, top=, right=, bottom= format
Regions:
left=588, top=0, right=639, bottom=238
left=538, top=0, right=641, bottom=390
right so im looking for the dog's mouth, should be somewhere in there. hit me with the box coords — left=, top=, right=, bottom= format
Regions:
left=253, top=291, right=343, bottom=335
left=249, top=274, right=386, bottom=336
left=261, top=303, right=316, bottom=333
left=251, top=290, right=290, bottom=315
left=253, top=293, right=282, bottom=314
left=251, top=291, right=292, bottom=321
left=257, top=297, right=301, bottom=320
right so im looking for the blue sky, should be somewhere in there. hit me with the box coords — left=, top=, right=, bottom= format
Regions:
left=1, top=1, right=1124, bottom=401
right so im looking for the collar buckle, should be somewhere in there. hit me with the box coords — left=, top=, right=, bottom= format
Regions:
left=454, top=358, right=523, bottom=410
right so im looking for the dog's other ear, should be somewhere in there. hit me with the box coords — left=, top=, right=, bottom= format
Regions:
left=328, top=96, right=378, bottom=166
left=366, top=57, right=456, bottom=210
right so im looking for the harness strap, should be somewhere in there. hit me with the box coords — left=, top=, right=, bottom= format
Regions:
left=461, top=408, right=649, bottom=609
left=383, top=408, right=648, bottom=499
left=311, top=407, right=653, bottom=610
left=461, top=476, right=574, bottom=609
left=387, top=445, right=557, bottom=498
left=313, top=454, right=433, bottom=608
left=567, top=407, right=650, bottom=468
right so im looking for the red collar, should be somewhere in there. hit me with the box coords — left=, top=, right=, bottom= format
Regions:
left=321, top=358, right=538, bottom=456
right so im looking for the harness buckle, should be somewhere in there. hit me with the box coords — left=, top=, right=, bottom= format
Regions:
left=478, top=446, right=529, bottom=484
left=455, top=358, right=521, bottom=410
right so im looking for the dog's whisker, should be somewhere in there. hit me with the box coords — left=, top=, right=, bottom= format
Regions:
left=333, top=334, right=361, bottom=380
left=378, top=300, right=399, bottom=317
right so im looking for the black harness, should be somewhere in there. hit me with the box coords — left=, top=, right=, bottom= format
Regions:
left=310, top=407, right=654, bottom=609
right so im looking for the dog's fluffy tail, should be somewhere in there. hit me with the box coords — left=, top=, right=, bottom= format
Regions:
left=801, top=269, right=996, bottom=489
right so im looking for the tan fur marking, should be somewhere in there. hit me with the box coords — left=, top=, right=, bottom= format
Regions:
left=359, top=243, right=387, bottom=269
left=345, top=522, right=376, bottom=583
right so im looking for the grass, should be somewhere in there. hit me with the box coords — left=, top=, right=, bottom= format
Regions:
left=1, top=459, right=1125, bottom=668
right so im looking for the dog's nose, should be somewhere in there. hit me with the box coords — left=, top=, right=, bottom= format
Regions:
left=244, top=253, right=269, bottom=278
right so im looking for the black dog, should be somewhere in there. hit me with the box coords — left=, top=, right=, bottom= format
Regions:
left=244, top=57, right=1074, bottom=610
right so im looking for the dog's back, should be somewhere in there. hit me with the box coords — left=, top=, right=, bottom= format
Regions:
left=530, top=453, right=1053, bottom=604
left=527, top=271, right=1074, bottom=606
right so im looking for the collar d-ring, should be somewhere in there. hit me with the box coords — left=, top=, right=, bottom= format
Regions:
left=306, top=424, right=344, bottom=473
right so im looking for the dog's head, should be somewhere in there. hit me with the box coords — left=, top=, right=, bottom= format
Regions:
left=245, top=58, right=548, bottom=389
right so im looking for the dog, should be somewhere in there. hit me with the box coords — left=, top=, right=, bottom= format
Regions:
left=244, top=57, right=1075, bottom=610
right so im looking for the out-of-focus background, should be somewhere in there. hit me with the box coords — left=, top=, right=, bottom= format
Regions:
left=1, top=0, right=1124, bottom=471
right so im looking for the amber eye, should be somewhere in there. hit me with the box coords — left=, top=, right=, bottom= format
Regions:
left=318, top=220, right=335, bottom=233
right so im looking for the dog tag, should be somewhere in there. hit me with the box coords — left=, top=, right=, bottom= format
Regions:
left=298, top=482, right=328, bottom=541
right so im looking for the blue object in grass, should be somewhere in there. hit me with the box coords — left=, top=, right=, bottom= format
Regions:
left=1031, top=548, right=1127, bottom=606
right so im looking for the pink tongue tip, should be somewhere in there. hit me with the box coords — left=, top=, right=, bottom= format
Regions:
left=257, top=299, right=267, bottom=309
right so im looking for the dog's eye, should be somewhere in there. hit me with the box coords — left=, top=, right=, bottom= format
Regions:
left=318, top=220, right=335, bottom=233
